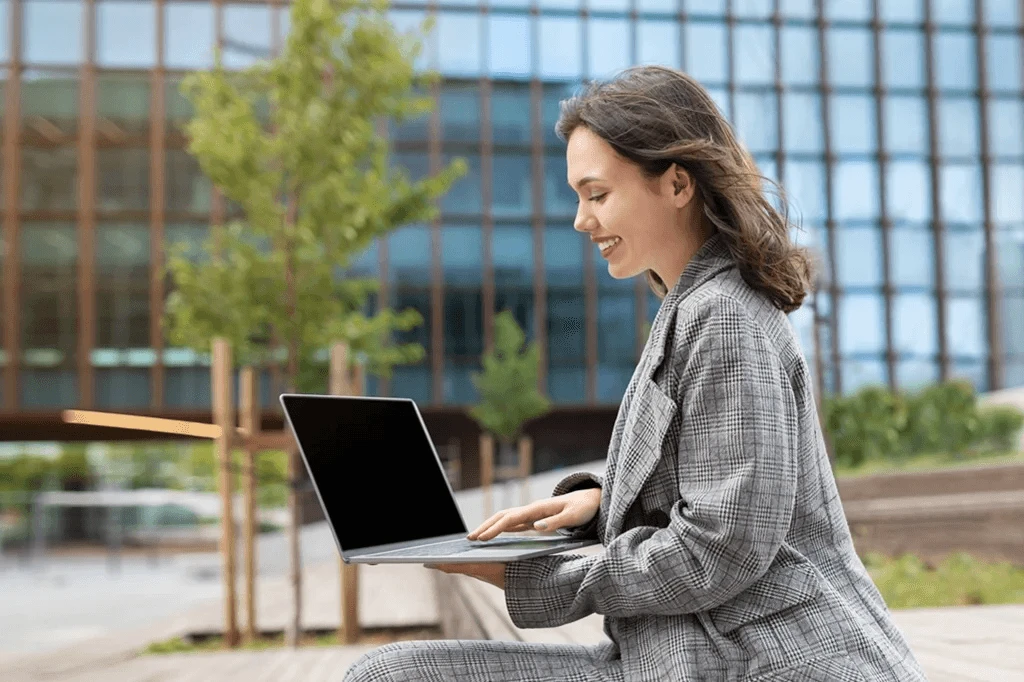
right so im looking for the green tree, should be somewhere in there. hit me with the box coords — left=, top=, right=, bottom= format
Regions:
left=470, top=311, right=551, bottom=454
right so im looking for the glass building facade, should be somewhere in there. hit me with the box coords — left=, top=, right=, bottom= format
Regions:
left=1, top=0, right=1023, bottom=428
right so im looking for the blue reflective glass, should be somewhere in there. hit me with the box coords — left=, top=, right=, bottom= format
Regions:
left=223, top=5, right=272, bottom=69
left=880, top=0, right=922, bottom=23
left=944, top=228, right=986, bottom=290
left=489, top=14, right=531, bottom=79
left=493, top=153, right=533, bottom=218
left=588, top=18, right=631, bottom=80
left=393, top=150, right=429, bottom=182
left=165, top=3, right=215, bottom=69
left=783, top=92, right=823, bottom=154
left=836, top=225, right=883, bottom=287
left=688, top=0, right=725, bottom=16
left=23, top=0, right=82, bottom=65
left=828, top=28, right=874, bottom=88
left=939, top=163, right=982, bottom=223
left=686, top=22, right=727, bottom=85
left=893, top=294, right=938, bottom=355
left=986, top=35, right=1021, bottom=92
left=780, top=26, right=819, bottom=87
left=838, top=293, right=886, bottom=354
left=443, top=226, right=482, bottom=282
left=784, top=161, right=827, bottom=222
left=934, top=33, right=977, bottom=90
left=945, top=296, right=987, bottom=359
left=734, top=0, right=772, bottom=18
left=540, top=0, right=581, bottom=9
left=833, top=161, right=880, bottom=219
left=707, top=87, right=730, bottom=119
left=638, top=0, right=676, bottom=13
left=546, top=225, right=586, bottom=404
left=391, top=365, right=432, bottom=404
left=734, top=25, right=774, bottom=86
left=0, top=0, right=8, bottom=61
left=884, top=96, right=929, bottom=154
left=390, top=224, right=432, bottom=286
left=826, top=0, right=870, bottom=22
left=889, top=226, right=935, bottom=287
left=830, top=94, right=876, bottom=154
left=734, top=91, right=777, bottom=153
left=440, top=84, right=480, bottom=142
left=543, top=83, right=576, bottom=146
left=589, top=0, right=631, bottom=12
left=491, top=0, right=529, bottom=8
left=939, top=97, right=980, bottom=157
left=992, top=164, right=1024, bottom=224
left=886, top=161, right=932, bottom=222
left=841, top=359, right=889, bottom=392
left=545, top=152, right=577, bottom=215
left=597, top=286, right=634, bottom=403
left=97, top=1, right=156, bottom=68
left=779, top=0, right=815, bottom=19
left=388, top=9, right=434, bottom=71
left=897, top=360, right=940, bottom=389
left=442, top=153, right=482, bottom=215
left=986, top=0, right=1020, bottom=26
left=438, top=12, right=482, bottom=76
left=492, top=84, right=532, bottom=145
left=638, top=20, right=680, bottom=68
left=493, top=226, right=535, bottom=344
left=934, top=0, right=975, bottom=26
left=882, top=30, right=925, bottom=89
left=540, top=17, right=582, bottom=80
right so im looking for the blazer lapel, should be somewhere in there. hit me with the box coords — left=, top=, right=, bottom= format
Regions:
left=603, top=233, right=736, bottom=540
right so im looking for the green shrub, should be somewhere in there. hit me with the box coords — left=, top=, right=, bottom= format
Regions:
left=823, top=386, right=907, bottom=468
left=977, top=405, right=1024, bottom=452
left=901, top=381, right=981, bottom=456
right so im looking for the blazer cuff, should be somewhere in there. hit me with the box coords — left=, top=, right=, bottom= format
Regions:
left=551, top=472, right=603, bottom=540
left=504, top=554, right=594, bottom=629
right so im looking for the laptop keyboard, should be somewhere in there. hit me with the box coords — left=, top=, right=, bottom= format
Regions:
left=373, top=536, right=571, bottom=558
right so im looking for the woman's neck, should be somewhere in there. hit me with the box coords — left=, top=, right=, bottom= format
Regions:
left=656, top=210, right=715, bottom=292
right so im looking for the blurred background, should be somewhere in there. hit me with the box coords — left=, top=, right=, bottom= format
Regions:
left=1, top=0, right=1023, bottom=673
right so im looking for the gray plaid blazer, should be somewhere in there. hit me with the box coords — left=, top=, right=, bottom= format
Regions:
left=504, top=235, right=928, bottom=682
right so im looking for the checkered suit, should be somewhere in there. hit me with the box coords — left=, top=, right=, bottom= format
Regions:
left=344, top=235, right=928, bottom=681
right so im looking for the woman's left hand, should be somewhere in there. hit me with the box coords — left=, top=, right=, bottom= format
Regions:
left=425, top=562, right=507, bottom=590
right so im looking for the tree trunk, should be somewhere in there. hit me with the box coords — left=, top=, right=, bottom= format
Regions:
left=284, top=193, right=303, bottom=648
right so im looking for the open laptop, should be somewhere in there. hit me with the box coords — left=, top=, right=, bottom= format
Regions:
left=279, top=394, right=598, bottom=564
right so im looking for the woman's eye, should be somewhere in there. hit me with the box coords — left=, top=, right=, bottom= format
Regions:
left=588, top=193, right=607, bottom=203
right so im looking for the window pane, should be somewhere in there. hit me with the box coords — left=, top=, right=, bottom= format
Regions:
left=165, top=148, right=212, bottom=213
left=23, top=0, right=81, bottom=65
left=836, top=225, right=883, bottom=287
left=939, top=163, right=982, bottom=223
left=493, top=225, right=535, bottom=343
left=886, top=161, right=931, bottom=222
left=440, top=83, right=479, bottom=143
left=783, top=92, right=823, bottom=154
left=943, top=228, right=986, bottom=291
left=882, top=30, right=925, bottom=89
left=389, top=223, right=432, bottom=403
left=589, top=0, right=630, bottom=11
left=0, top=0, right=8, bottom=61
left=97, top=148, right=150, bottom=211
left=735, top=25, right=774, bottom=86
left=985, top=0, right=1020, bottom=26
left=637, top=20, right=680, bottom=68
left=841, top=358, right=889, bottom=392
left=897, top=360, right=940, bottom=390
left=988, top=99, right=1024, bottom=158
left=491, top=83, right=531, bottom=145
left=986, top=35, right=1021, bottom=93
left=833, top=161, right=879, bottom=220
left=492, top=153, right=532, bottom=218
left=735, top=0, right=772, bottom=18
left=945, top=296, right=987, bottom=360
left=830, top=94, right=875, bottom=154
left=22, top=71, right=78, bottom=135
left=893, top=293, right=937, bottom=355
left=938, top=97, right=979, bottom=157
left=785, top=160, right=827, bottom=222
left=686, top=23, right=727, bottom=85
left=165, top=3, right=215, bottom=70
left=545, top=152, right=576, bottom=216
left=539, top=17, right=582, bottom=81
left=21, top=147, right=77, bottom=210
left=826, top=0, right=870, bottom=21
left=223, top=4, right=272, bottom=69
left=442, top=153, right=481, bottom=215
left=688, top=0, right=725, bottom=15
left=934, top=32, right=977, bottom=90
left=889, top=226, right=935, bottom=287
left=781, top=26, right=819, bottom=87
left=884, top=96, right=929, bottom=154
left=97, top=74, right=150, bottom=136
left=597, top=281, right=634, bottom=402
left=638, top=0, right=676, bottom=13
left=543, top=83, right=576, bottom=146
left=880, top=0, right=923, bottom=23
left=489, top=14, right=531, bottom=79
left=828, top=28, right=874, bottom=88
left=97, top=1, right=156, bottom=67
left=992, top=164, right=1024, bottom=225
left=442, top=225, right=483, bottom=405
left=438, top=12, right=481, bottom=77
left=934, top=0, right=975, bottom=26
left=734, top=91, right=777, bottom=153
left=546, top=224, right=586, bottom=403
left=1002, top=295, right=1024, bottom=359
left=96, top=222, right=150, bottom=350
left=588, top=18, right=630, bottom=80
left=839, top=293, right=886, bottom=354
left=995, top=228, right=1024, bottom=295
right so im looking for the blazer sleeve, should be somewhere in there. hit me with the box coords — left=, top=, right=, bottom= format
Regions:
left=504, top=296, right=799, bottom=628
left=551, top=472, right=603, bottom=540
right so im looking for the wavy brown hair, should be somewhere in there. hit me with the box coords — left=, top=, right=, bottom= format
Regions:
left=556, top=65, right=814, bottom=313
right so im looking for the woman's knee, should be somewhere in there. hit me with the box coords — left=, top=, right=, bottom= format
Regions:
left=343, top=640, right=435, bottom=682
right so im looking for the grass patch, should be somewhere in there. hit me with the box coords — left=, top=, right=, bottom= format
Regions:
left=143, top=626, right=441, bottom=656
left=836, top=449, right=1024, bottom=479
left=865, top=553, right=1024, bottom=609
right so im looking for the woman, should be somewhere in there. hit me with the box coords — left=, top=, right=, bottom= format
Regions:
left=344, top=66, right=927, bottom=681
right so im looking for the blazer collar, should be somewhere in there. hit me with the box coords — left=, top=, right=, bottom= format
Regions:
left=644, top=233, right=735, bottom=377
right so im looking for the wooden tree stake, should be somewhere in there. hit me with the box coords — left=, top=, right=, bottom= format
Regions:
left=479, top=433, right=494, bottom=519
left=212, top=338, right=239, bottom=648
left=239, top=366, right=260, bottom=643
left=330, top=342, right=361, bottom=645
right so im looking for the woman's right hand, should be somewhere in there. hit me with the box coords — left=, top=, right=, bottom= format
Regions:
left=467, top=488, right=602, bottom=541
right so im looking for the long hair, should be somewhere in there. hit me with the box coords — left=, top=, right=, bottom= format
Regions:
left=556, top=65, right=814, bottom=313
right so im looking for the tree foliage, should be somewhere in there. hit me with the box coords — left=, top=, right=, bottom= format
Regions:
left=164, top=0, right=464, bottom=389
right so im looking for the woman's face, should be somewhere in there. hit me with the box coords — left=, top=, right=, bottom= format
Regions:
left=566, top=126, right=697, bottom=283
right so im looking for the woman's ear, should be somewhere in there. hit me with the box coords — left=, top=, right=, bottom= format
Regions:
left=670, top=163, right=697, bottom=208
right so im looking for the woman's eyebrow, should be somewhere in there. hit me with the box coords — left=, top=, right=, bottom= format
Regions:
left=571, top=175, right=603, bottom=191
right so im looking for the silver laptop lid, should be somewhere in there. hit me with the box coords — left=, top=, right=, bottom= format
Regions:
left=280, top=394, right=469, bottom=559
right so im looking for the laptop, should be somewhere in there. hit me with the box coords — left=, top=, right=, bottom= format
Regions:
left=279, top=394, right=598, bottom=564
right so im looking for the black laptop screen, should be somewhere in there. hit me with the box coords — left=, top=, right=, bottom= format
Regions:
left=281, top=395, right=467, bottom=551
